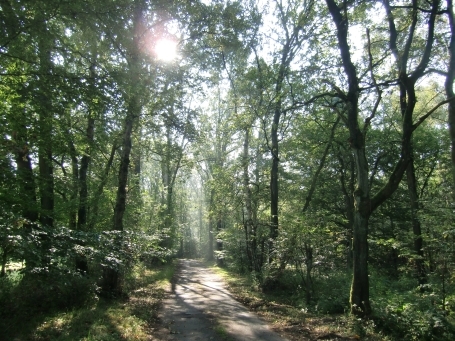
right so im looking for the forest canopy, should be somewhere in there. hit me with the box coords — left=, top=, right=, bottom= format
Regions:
left=1, top=0, right=455, bottom=338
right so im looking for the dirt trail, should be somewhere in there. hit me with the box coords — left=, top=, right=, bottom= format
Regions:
left=157, top=259, right=289, bottom=341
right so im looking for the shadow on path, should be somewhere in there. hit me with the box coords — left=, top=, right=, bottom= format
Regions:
left=159, top=259, right=288, bottom=341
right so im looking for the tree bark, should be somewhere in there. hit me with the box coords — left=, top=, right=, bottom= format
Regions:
left=88, top=142, right=117, bottom=230
left=1, top=247, right=8, bottom=277
left=243, top=127, right=257, bottom=271
left=37, top=17, right=54, bottom=229
left=13, top=131, right=38, bottom=224
left=326, top=0, right=371, bottom=316
left=207, top=189, right=215, bottom=261
left=446, top=0, right=455, bottom=192
left=406, top=160, right=426, bottom=286
left=78, top=57, right=97, bottom=231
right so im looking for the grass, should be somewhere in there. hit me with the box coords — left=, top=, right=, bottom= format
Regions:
left=0, top=260, right=176, bottom=341
left=212, top=323, right=234, bottom=341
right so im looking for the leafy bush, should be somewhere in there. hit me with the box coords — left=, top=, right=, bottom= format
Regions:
left=371, top=277, right=455, bottom=341
left=312, top=271, right=351, bottom=314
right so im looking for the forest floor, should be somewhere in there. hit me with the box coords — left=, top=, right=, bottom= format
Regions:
left=151, top=259, right=363, bottom=341
left=0, top=259, right=383, bottom=340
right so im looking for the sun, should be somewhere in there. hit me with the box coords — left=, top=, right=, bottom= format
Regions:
left=155, top=39, right=178, bottom=62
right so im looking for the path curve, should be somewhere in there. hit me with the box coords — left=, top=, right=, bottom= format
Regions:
left=158, top=259, right=289, bottom=341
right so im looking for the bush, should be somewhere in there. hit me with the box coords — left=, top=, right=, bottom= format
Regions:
left=0, top=269, right=98, bottom=318
left=312, top=271, right=351, bottom=314
left=371, top=278, right=455, bottom=341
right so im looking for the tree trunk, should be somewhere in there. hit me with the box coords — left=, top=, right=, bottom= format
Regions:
left=446, top=0, right=455, bottom=192
left=75, top=109, right=93, bottom=274
left=13, top=131, right=38, bottom=224
left=304, top=243, right=313, bottom=305
left=1, top=247, right=8, bottom=277
left=216, top=218, right=224, bottom=267
left=37, top=17, right=54, bottom=229
left=88, top=143, right=117, bottom=230
left=243, top=128, right=256, bottom=271
left=326, top=0, right=438, bottom=316
left=68, top=139, right=78, bottom=230
left=207, top=189, right=214, bottom=261
left=269, top=62, right=286, bottom=257
left=270, top=108, right=280, bottom=243
left=102, top=0, right=143, bottom=294
left=78, top=63, right=96, bottom=230
left=406, top=160, right=426, bottom=286
left=12, top=129, right=38, bottom=269
left=350, top=139, right=372, bottom=316
left=337, top=145, right=355, bottom=269
left=326, top=0, right=371, bottom=315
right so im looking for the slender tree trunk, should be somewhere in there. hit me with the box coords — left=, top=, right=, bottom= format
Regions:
left=270, top=107, right=280, bottom=243
left=88, top=143, right=117, bottom=230
left=75, top=113, right=91, bottom=272
left=337, top=145, right=355, bottom=269
left=216, top=218, right=224, bottom=266
left=269, top=57, right=288, bottom=263
left=304, top=243, right=313, bottom=305
left=13, top=131, right=38, bottom=224
left=68, top=139, right=78, bottom=230
left=12, top=129, right=38, bottom=269
left=37, top=18, right=54, bottom=229
left=406, top=160, right=426, bottom=286
left=446, top=0, right=455, bottom=191
left=1, top=247, right=8, bottom=277
left=102, top=0, right=143, bottom=294
left=243, top=128, right=256, bottom=271
left=207, top=189, right=214, bottom=261
left=199, top=188, right=203, bottom=246
left=254, top=132, right=263, bottom=270
left=78, top=63, right=96, bottom=230
left=296, top=117, right=340, bottom=301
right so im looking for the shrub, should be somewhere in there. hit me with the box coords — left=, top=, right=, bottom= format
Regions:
left=371, top=280, right=455, bottom=341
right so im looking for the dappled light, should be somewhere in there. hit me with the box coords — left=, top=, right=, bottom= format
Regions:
left=1, top=0, right=455, bottom=340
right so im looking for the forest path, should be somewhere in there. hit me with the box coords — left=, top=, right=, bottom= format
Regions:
left=156, top=259, right=289, bottom=341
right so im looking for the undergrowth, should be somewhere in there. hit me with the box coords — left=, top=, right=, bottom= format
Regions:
left=211, top=262, right=455, bottom=341
left=0, top=260, right=176, bottom=341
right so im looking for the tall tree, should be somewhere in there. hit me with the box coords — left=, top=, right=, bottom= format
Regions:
left=446, top=0, right=455, bottom=189
left=268, top=0, right=315, bottom=250
left=325, top=0, right=443, bottom=316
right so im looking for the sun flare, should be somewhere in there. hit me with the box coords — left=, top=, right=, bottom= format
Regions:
left=155, top=39, right=178, bottom=61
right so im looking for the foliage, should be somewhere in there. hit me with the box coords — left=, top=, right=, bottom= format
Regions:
left=371, top=275, right=455, bottom=341
left=0, top=260, right=176, bottom=340
left=1, top=0, right=455, bottom=338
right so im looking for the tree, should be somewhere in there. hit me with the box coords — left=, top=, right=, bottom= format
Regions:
left=324, top=0, right=444, bottom=316
left=266, top=0, right=315, bottom=253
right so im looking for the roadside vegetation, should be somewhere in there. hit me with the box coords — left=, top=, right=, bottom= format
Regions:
left=213, top=262, right=455, bottom=341
left=0, top=260, right=176, bottom=341
left=2, top=1, right=455, bottom=340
